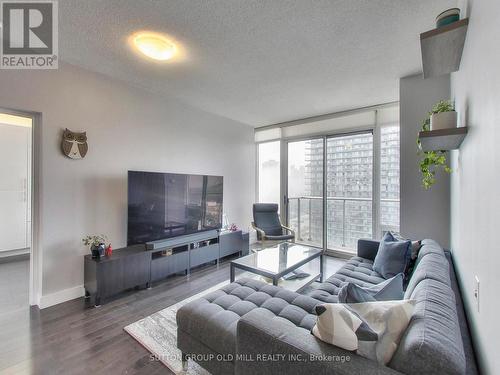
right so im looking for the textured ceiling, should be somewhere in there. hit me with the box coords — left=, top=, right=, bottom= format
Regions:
left=59, top=0, right=457, bottom=126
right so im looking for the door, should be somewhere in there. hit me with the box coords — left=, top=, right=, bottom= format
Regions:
left=285, top=133, right=374, bottom=252
left=0, top=122, right=31, bottom=252
left=286, top=138, right=324, bottom=248
left=326, top=132, right=373, bottom=251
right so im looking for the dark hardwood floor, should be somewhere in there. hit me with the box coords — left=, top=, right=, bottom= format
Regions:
left=0, top=255, right=345, bottom=375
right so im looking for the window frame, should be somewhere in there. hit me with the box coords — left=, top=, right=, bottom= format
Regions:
left=255, top=105, right=400, bottom=254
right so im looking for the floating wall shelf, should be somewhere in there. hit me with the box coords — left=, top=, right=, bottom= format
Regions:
left=420, top=18, right=469, bottom=78
left=419, top=127, right=468, bottom=152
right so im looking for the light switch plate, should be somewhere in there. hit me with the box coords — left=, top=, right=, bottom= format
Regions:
left=474, top=276, right=480, bottom=313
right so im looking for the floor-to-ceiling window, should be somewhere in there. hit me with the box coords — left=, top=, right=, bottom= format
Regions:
left=257, top=141, right=281, bottom=207
left=287, top=139, right=323, bottom=248
left=326, top=132, right=373, bottom=250
left=255, top=104, right=400, bottom=253
left=380, top=125, right=400, bottom=235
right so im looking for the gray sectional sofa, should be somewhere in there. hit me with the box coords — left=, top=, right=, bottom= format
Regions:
left=176, top=239, right=478, bottom=374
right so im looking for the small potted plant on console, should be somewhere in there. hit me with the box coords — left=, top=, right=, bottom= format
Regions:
left=83, top=234, right=108, bottom=259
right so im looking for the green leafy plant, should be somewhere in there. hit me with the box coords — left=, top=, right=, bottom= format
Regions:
left=82, top=234, right=108, bottom=248
left=431, top=100, right=454, bottom=114
left=417, top=100, right=454, bottom=189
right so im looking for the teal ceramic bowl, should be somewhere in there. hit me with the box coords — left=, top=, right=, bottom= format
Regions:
left=436, top=8, right=460, bottom=28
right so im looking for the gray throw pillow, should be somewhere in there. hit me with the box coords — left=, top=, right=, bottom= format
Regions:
left=338, top=273, right=404, bottom=303
left=391, top=232, right=422, bottom=260
left=373, top=232, right=411, bottom=279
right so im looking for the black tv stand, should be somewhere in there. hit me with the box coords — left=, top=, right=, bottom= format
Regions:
left=84, top=230, right=249, bottom=306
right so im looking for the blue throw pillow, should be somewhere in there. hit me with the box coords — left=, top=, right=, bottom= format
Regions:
left=373, top=232, right=411, bottom=279
left=338, top=273, right=404, bottom=303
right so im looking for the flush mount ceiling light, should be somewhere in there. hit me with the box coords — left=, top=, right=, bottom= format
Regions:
left=132, top=32, right=177, bottom=61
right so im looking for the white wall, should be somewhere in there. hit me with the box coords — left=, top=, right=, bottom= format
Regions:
left=451, top=0, right=500, bottom=373
left=0, top=63, right=255, bottom=305
left=400, top=74, right=451, bottom=248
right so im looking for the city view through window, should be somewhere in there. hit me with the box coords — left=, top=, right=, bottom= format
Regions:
left=258, top=126, right=400, bottom=252
left=257, top=141, right=280, bottom=209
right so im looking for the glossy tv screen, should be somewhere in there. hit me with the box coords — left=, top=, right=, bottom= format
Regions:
left=127, top=171, right=223, bottom=246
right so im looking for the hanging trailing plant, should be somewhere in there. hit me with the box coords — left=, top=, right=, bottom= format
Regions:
left=417, top=100, right=454, bottom=189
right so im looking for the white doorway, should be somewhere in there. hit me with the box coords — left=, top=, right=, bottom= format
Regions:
left=0, top=112, right=34, bottom=314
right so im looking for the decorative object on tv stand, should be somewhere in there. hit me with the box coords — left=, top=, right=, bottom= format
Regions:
left=61, top=128, right=88, bottom=159
left=105, top=244, right=113, bottom=257
left=417, top=100, right=454, bottom=189
left=222, top=213, right=229, bottom=231
left=436, top=8, right=460, bottom=28
left=82, top=234, right=108, bottom=259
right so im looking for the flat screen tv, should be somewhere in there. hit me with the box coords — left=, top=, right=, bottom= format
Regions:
left=127, top=171, right=223, bottom=246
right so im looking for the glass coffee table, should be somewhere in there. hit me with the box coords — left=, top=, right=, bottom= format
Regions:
left=230, top=242, right=324, bottom=292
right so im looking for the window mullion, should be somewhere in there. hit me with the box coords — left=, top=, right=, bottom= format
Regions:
left=373, top=110, right=382, bottom=239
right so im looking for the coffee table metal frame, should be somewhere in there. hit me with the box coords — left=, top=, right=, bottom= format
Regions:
left=230, top=244, right=324, bottom=289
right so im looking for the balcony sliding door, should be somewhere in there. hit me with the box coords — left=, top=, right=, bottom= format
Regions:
left=286, top=132, right=374, bottom=253
left=326, top=133, right=373, bottom=251
left=286, top=139, right=323, bottom=248
left=256, top=105, right=400, bottom=254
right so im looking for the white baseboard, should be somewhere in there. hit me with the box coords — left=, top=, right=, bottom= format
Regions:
left=39, top=285, right=85, bottom=309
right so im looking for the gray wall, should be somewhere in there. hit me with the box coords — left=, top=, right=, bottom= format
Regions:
left=0, top=63, right=255, bottom=303
left=400, top=74, right=450, bottom=248
left=451, top=0, right=499, bottom=372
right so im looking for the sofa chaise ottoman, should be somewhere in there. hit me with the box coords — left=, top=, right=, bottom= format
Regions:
left=176, top=239, right=478, bottom=374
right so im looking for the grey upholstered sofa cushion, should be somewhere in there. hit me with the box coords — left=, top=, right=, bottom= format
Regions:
left=418, top=238, right=446, bottom=258
left=237, top=307, right=401, bottom=375
left=177, top=278, right=320, bottom=356
left=338, top=272, right=404, bottom=303
left=389, top=242, right=466, bottom=375
left=405, top=252, right=451, bottom=297
left=445, top=250, right=480, bottom=374
left=305, top=256, right=385, bottom=302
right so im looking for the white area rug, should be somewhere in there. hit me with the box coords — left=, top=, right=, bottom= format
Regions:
left=124, top=281, right=228, bottom=374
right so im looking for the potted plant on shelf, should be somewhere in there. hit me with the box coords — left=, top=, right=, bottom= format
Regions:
left=83, top=234, right=108, bottom=259
left=429, top=100, right=457, bottom=130
left=417, top=100, right=454, bottom=189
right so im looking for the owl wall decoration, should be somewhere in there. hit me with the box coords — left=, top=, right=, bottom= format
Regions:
left=61, top=128, right=88, bottom=159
